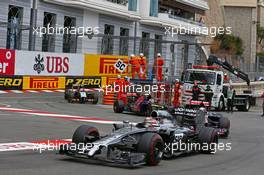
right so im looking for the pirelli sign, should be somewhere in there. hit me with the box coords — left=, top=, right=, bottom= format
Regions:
left=23, top=77, right=65, bottom=90
left=0, top=76, right=23, bottom=90
left=65, top=76, right=101, bottom=88
left=84, top=54, right=129, bottom=76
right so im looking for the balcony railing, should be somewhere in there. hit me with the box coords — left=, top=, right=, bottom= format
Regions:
left=106, top=0, right=128, bottom=6
left=175, top=0, right=209, bottom=10
left=168, top=14, right=205, bottom=27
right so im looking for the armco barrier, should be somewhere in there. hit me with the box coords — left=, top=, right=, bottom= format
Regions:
left=232, top=81, right=264, bottom=97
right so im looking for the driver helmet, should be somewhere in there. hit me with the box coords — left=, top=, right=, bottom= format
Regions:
left=175, top=79, right=179, bottom=83
left=117, top=75, right=121, bottom=79
left=124, top=76, right=129, bottom=81
left=157, top=53, right=161, bottom=57
left=144, top=117, right=158, bottom=127
left=139, top=53, right=144, bottom=57
left=130, top=54, right=135, bottom=58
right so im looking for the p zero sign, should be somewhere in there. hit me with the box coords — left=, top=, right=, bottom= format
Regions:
left=23, top=77, right=65, bottom=90
left=15, top=51, right=84, bottom=76
left=0, top=76, right=23, bottom=90
left=0, top=49, right=15, bottom=75
left=65, top=77, right=102, bottom=88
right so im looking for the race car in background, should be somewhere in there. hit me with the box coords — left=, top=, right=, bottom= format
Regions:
left=65, top=84, right=99, bottom=104
left=113, top=93, right=153, bottom=116
left=169, top=107, right=230, bottom=138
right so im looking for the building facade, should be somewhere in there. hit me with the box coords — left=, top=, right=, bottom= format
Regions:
left=220, top=0, right=257, bottom=72
left=0, top=0, right=209, bottom=78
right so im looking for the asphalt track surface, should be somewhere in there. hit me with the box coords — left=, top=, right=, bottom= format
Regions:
left=0, top=92, right=264, bottom=175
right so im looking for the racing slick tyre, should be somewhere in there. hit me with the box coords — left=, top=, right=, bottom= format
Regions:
left=219, top=117, right=230, bottom=138
left=137, top=133, right=164, bottom=166
left=92, top=94, right=99, bottom=104
left=113, top=100, right=124, bottom=113
left=198, top=127, right=218, bottom=154
left=72, top=125, right=100, bottom=144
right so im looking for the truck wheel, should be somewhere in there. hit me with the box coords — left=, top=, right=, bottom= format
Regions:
left=113, top=100, right=124, bottom=113
left=137, top=133, right=164, bottom=166
left=198, top=127, right=218, bottom=154
left=217, top=97, right=225, bottom=111
left=243, top=98, right=250, bottom=111
left=72, top=125, right=100, bottom=144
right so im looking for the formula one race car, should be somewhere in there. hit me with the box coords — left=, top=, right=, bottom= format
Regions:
left=59, top=108, right=219, bottom=166
left=65, top=84, right=98, bottom=104
left=113, top=93, right=153, bottom=116
left=169, top=107, right=230, bottom=138
left=59, top=122, right=164, bottom=166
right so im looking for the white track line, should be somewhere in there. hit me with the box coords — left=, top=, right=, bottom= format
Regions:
left=0, top=139, right=71, bottom=152
left=41, top=90, right=53, bottom=93
left=54, top=89, right=65, bottom=92
left=26, top=90, right=39, bottom=93
left=0, top=91, right=8, bottom=94
left=0, top=107, right=123, bottom=124
left=11, top=90, right=24, bottom=93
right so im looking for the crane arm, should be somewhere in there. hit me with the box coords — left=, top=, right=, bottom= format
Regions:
left=207, top=55, right=250, bottom=86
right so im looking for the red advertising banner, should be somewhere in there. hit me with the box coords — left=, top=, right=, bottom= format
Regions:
left=0, top=49, right=15, bottom=75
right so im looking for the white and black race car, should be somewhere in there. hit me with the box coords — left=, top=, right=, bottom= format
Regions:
left=59, top=108, right=219, bottom=167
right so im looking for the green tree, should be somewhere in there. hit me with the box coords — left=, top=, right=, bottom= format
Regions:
left=214, top=34, right=244, bottom=56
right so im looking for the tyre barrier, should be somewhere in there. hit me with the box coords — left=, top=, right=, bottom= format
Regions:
left=103, top=91, right=115, bottom=105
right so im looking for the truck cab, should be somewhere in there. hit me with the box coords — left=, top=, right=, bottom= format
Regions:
left=182, top=67, right=226, bottom=110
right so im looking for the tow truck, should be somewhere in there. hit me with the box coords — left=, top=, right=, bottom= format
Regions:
left=182, top=55, right=254, bottom=111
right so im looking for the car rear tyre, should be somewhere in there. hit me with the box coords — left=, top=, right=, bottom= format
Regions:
left=92, top=94, right=99, bottom=104
left=137, top=133, right=164, bottom=166
left=79, top=97, right=85, bottom=104
left=198, top=127, right=218, bottom=154
left=219, top=117, right=230, bottom=138
left=113, top=100, right=124, bottom=113
left=219, top=117, right=230, bottom=129
left=68, top=97, right=73, bottom=103
left=72, top=125, right=100, bottom=144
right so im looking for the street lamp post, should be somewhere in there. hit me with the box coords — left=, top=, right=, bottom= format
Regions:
left=28, top=0, right=38, bottom=51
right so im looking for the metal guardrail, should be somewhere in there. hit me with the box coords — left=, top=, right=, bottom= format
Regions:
left=231, top=81, right=264, bottom=97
